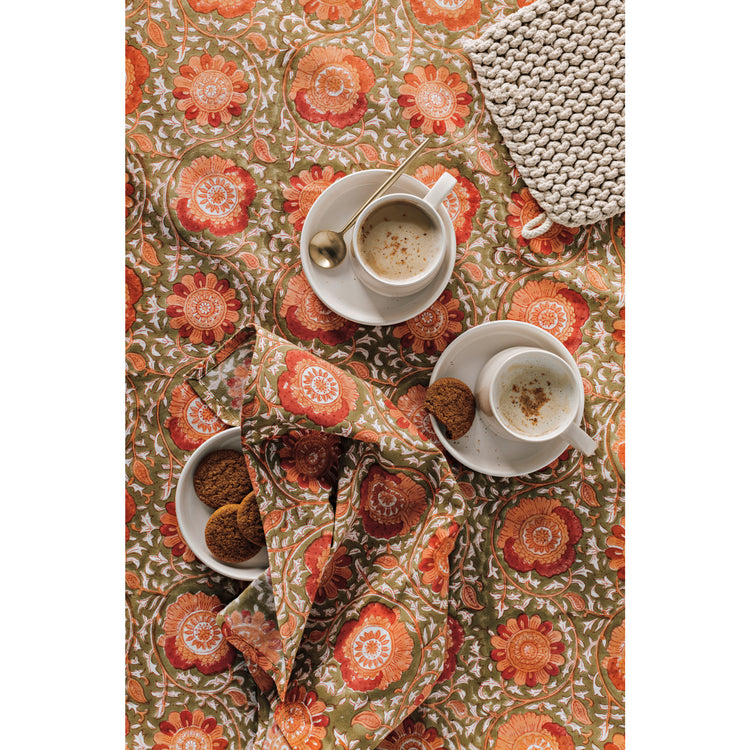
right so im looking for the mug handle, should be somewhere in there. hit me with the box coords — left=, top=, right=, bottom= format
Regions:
left=563, top=424, right=597, bottom=456
left=423, top=172, right=457, bottom=209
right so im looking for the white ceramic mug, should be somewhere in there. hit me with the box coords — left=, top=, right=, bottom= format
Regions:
left=475, top=346, right=597, bottom=456
left=350, top=171, right=457, bottom=297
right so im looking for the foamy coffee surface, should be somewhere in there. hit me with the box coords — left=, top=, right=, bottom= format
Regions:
left=496, top=360, right=576, bottom=437
left=359, top=202, right=441, bottom=281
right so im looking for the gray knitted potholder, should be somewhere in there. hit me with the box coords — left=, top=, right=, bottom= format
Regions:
left=463, top=0, right=624, bottom=238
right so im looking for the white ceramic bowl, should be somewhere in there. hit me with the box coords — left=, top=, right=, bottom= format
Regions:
left=175, top=427, right=269, bottom=580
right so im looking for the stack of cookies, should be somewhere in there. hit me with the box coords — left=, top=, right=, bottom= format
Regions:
left=193, top=449, right=265, bottom=564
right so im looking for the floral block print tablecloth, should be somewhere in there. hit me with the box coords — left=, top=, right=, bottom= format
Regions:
left=125, top=1, right=625, bottom=749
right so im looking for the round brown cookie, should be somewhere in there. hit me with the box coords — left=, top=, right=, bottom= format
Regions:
left=204, top=504, right=261, bottom=564
left=193, top=449, right=252, bottom=509
left=236, top=491, right=265, bottom=546
left=424, top=377, right=476, bottom=440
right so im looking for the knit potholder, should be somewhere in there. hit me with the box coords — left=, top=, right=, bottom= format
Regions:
left=464, top=0, right=624, bottom=237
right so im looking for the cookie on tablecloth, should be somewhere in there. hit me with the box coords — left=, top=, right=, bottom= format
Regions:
left=193, top=449, right=252, bottom=509
left=237, top=491, right=265, bottom=547
left=204, top=504, right=261, bottom=564
left=425, top=377, right=475, bottom=440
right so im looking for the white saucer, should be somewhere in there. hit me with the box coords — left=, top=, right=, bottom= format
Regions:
left=175, top=427, right=269, bottom=580
left=429, top=321, right=584, bottom=478
left=300, top=169, right=457, bottom=326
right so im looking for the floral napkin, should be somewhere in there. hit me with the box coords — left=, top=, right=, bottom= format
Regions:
left=187, top=325, right=467, bottom=750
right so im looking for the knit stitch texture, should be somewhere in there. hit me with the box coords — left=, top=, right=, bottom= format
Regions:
left=464, top=0, right=624, bottom=229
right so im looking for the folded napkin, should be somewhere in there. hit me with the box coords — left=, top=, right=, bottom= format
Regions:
left=187, top=326, right=466, bottom=750
left=463, top=0, right=625, bottom=238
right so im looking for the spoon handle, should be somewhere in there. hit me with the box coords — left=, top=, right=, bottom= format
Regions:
left=340, top=139, right=429, bottom=233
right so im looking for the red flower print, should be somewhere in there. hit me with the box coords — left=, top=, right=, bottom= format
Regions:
left=299, top=0, right=362, bottom=22
left=613, top=410, right=625, bottom=469
left=187, top=0, right=257, bottom=17
left=418, top=522, right=459, bottom=596
left=393, top=289, right=464, bottom=355
left=494, top=712, right=575, bottom=750
left=602, top=622, right=625, bottom=691
left=126, top=266, right=143, bottom=332
left=126, top=173, right=135, bottom=218
left=274, top=684, right=330, bottom=750
left=605, top=734, right=625, bottom=750
left=221, top=609, right=282, bottom=674
left=283, top=164, right=346, bottom=232
left=126, top=491, right=136, bottom=541
left=389, top=385, right=438, bottom=443
left=414, top=164, right=480, bottom=244
left=398, top=64, right=472, bottom=136
left=506, top=278, right=590, bottom=354
left=506, top=189, right=578, bottom=256
left=380, top=717, right=446, bottom=750
left=153, top=709, right=229, bottom=750
left=605, top=519, right=625, bottom=581
left=166, top=271, right=241, bottom=345
left=408, top=0, right=481, bottom=31
left=290, top=46, right=375, bottom=128
left=165, top=382, right=227, bottom=451
left=334, top=602, right=414, bottom=691
left=437, top=615, right=465, bottom=682
left=172, top=54, right=249, bottom=127
left=125, top=44, right=149, bottom=114
left=613, top=307, right=625, bottom=356
left=278, top=430, right=341, bottom=492
left=497, top=496, right=582, bottom=578
left=280, top=273, right=358, bottom=345
left=174, top=155, right=256, bottom=236
left=278, top=349, right=359, bottom=427
left=160, top=592, right=235, bottom=674
left=490, top=613, right=565, bottom=687
left=304, top=533, right=352, bottom=603
left=359, top=465, right=427, bottom=539
left=159, top=501, right=196, bottom=562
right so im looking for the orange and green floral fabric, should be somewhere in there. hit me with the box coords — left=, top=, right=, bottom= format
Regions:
left=125, top=1, right=625, bottom=749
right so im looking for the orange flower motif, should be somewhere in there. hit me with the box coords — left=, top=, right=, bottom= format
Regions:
left=506, top=278, right=590, bottom=354
left=125, top=44, right=149, bottom=114
left=278, top=430, right=341, bottom=492
left=159, top=500, right=197, bottom=561
left=605, top=519, right=625, bottom=581
left=174, top=155, right=257, bottom=236
left=379, top=717, right=445, bottom=750
left=490, top=613, right=565, bottom=687
left=274, top=684, right=330, bottom=750
left=187, top=0, right=257, bottom=17
left=507, top=189, right=579, bottom=256
left=418, top=521, right=459, bottom=596
left=278, top=349, right=359, bottom=427
left=395, top=384, right=439, bottom=443
left=408, top=0, right=481, bottom=31
left=166, top=271, right=241, bottom=345
left=126, top=173, right=135, bottom=218
left=414, top=164, right=480, bottom=244
left=604, top=733, right=626, bottom=750
left=281, top=273, right=358, bottom=345
left=126, top=266, right=143, bottom=331
left=283, top=164, right=346, bottom=232
left=613, top=307, right=625, bottom=356
left=360, top=465, right=428, bottom=539
left=437, top=614, right=465, bottom=682
left=497, top=496, right=582, bottom=577
left=304, top=533, right=352, bottom=602
left=166, top=382, right=227, bottom=451
left=160, top=592, right=235, bottom=674
left=221, top=609, right=282, bottom=672
left=172, top=53, right=249, bottom=126
left=290, top=46, right=375, bottom=128
left=398, top=63, right=472, bottom=136
left=602, top=622, right=625, bottom=692
left=393, top=289, right=464, bottom=355
left=126, top=491, right=136, bottom=541
left=494, top=712, right=575, bottom=750
left=153, top=709, right=229, bottom=750
left=613, top=410, right=625, bottom=469
left=299, top=0, right=362, bottom=21
left=334, top=602, right=414, bottom=691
